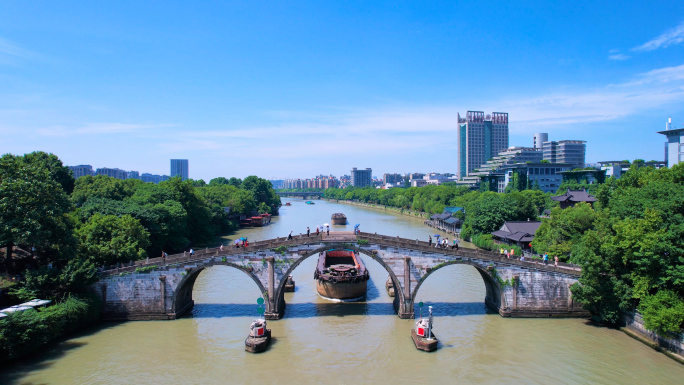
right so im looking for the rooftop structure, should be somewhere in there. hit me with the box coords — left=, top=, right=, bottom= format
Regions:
left=657, top=117, right=684, bottom=167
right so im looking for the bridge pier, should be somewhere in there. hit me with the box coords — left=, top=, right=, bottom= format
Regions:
left=398, top=257, right=414, bottom=318
left=264, top=257, right=283, bottom=320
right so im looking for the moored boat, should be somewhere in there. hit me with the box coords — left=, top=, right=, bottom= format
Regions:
left=245, top=318, right=271, bottom=353
left=314, top=249, right=369, bottom=301
left=284, top=202, right=291, bottom=206
left=411, top=306, right=438, bottom=352
left=331, top=213, right=347, bottom=225
left=385, top=276, right=395, bottom=297
left=305, top=201, right=315, bottom=205
left=284, top=275, right=295, bottom=292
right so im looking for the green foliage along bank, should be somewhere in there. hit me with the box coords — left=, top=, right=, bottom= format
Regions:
left=0, top=151, right=281, bottom=362
left=569, top=164, right=684, bottom=333
left=0, top=294, right=100, bottom=362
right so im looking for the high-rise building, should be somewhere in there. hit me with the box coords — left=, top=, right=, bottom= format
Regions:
left=542, top=140, right=586, bottom=168
left=457, top=111, right=509, bottom=178
left=127, top=171, right=140, bottom=180
left=533, top=133, right=548, bottom=149
left=658, top=118, right=684, bottom=167
left=96, top=167, right=127, bottom=180
left=351, top=167, right=372, bottom=187
left=69, top=165, right=94, bottom=178
left=383, top=173, right=403, bottom=184
left=170, top=159, right=189, bottom=180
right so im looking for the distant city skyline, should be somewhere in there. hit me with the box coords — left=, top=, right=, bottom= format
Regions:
left=2, top=2, right=684, bottom=180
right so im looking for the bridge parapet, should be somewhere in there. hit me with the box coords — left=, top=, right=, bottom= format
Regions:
left=94, top=231, right=587, bottom=321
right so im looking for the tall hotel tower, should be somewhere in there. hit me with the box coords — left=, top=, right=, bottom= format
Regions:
left=457, top=111, right=509, bottom=178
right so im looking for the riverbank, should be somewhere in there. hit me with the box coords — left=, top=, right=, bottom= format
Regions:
left=323, top=199, right=430, bottom=219
left=0, top=294, right=100, bottom=363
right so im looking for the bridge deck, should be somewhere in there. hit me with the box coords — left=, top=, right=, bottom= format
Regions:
left=101, top=232, right=580, bottom=277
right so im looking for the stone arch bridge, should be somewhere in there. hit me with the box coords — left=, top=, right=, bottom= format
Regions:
left=95, top=232, right=587, bottom=321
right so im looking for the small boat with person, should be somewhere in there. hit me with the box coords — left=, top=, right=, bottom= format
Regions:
left=331, top=213, right=347, bottom=225
left=411, top=304, right=438, bottom=352
left=314, top=249, right=369, bottom=301
left=305, top=201, right=315, bottom=205
left=244, top=318, right=271, bottom=353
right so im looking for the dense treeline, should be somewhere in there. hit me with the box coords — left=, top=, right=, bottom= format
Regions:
left=0, top=151, right=280, bottom=361
left=324, top=185, right=551, bottom=239
left=568, top=164, right=684, bottom=333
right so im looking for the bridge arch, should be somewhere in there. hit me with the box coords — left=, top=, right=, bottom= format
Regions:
left=410, top=261, right=506, bottom=314
left=172, top=262, right=268, bottom=316
left=272, top=245, right=406, bottom=316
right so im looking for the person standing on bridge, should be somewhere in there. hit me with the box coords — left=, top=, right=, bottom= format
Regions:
left=190, top=248, right=194, bottom=256
left=219, top=244, right=223, bottom=251
left=428, top=236, right=432, bottom=246
left=307, top=227, right=310, bottom=237
left=326, top=225, right=330, bottom=236
left=554, top=255, right=558, bottom=267
left=316, top=227, right=320, bottom=236
left=543, top=253, right=549, bottom=265
left=288, top=230, right=293, bottom=240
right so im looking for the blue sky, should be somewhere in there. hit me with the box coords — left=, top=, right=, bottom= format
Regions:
left=2, top=1, right=684, bottom=180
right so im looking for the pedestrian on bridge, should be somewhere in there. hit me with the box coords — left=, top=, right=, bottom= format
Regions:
left=220, top=244, right=223, bottom=251
left=326, top=225, right=330, bottom=236
left=307, top=227, right=310, bottom=237
left=316, top=227, right=320, bottom=236
left=510, top=248, right=515, bottom=259
left=554, top=255, right=559, bottom=267
left=543, top=253, right=549, bottom=265
left=288, top=231, right=293, bottom=240
left=428, top=236, right=432, bottom=246
left=190, top=248, right=194, bottom=256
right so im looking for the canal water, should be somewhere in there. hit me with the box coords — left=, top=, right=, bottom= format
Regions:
left=3, top=198, right=684, bottom=384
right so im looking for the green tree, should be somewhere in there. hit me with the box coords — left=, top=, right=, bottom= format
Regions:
left=76, top=214, right=150, bottom=266
left=71, top=175, right=140, bottom=207
left=0, top=154, right=76, bottom=270
left=531, top=203, right=597, bottom=261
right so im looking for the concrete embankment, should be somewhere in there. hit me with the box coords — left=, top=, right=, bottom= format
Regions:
left=621, top=311, right=684, bottom=365
left=322, top=199, right=429, bottom=219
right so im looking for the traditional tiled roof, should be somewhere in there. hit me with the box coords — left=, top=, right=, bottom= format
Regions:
left=551, top=189, right=597, bottom=203
left=444, top=217, right=462, bottom=225
left=430, top=213, right=451, bottom=220
left=491, top=221, right=542, bottom=244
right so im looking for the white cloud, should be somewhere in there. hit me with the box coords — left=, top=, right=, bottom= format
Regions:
left=37, top=123, right=172, bottom=136
left=633, top=22, right=684, bottom=52
left=0, top=37, right=37, bottom=65
left=609, top=53, right=630, bottom=61
left=500, top=64, right=684, bottom=134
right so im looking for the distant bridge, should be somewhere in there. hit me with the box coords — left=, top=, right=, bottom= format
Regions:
left=94, top=232, right=586, bottom=321
left=276, top=191, right=324, bottom=199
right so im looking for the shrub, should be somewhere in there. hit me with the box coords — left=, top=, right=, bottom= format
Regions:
left=0, top=294, right=100, bottom=362
left=134, top=265, right=158, bottom=274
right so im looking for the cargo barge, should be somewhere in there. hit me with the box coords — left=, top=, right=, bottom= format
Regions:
left=314, top=249, right=369, bottom=301
left=331, top=213, right=347, bottom=225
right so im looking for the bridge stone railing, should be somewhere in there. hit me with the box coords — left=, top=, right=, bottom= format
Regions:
left=101, top=231, right=580, bottom=277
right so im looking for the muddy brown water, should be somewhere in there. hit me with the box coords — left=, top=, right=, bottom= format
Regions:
left=2, top=199, right=684, bottom=384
